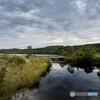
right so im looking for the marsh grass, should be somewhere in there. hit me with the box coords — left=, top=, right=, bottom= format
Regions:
left=95, top=53, right=100, bottom=58
left=0, top=55, right=52, bottom=99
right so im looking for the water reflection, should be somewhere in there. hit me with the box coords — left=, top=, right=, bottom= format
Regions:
left=60, top=62, right=100, bottom=74
left=67, top=66, right=75, bottom=74
left=97, top=69, right=100, bottom=79
left=67, top=65, right=95, bottom=74
left=12, top=63, right=100, bottom=100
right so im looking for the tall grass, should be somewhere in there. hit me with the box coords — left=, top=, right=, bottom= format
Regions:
left=0, top=55, right=52, bottom=99
left=95, top=53, right=100, bottom=57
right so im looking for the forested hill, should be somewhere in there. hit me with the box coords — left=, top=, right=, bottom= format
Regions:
left=0, top=43, right=100, bottom=55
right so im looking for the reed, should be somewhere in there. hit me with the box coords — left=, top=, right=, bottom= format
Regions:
left=0, top=55, right=52, bottom=99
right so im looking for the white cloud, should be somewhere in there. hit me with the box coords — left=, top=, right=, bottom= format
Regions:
left=76, top=1, right=86, bottom=9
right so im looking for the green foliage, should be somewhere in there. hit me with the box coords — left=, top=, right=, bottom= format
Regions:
left=26, top=45, right=32, bottom=58
left=0, top=55, right=7, bottom=64
left=74, top=49, right=95, bottom=66
left=63, top=51, right=68, bottom=56
left=64, top=48, right=100, bottom=67
left=8, top=56, right=26, bottom=67
left=27, top=46, right=32, bottom=50
left=59, top=48, right=64, bottom=55
left=25, top=54, right=30, bottom=58
left=0, top=43, right=100, bottom=55
left=67, top=46, right=75, bottom=56
left=73, top=48, right=94, bottom=60
left=93, top=57, right=100, bottom=67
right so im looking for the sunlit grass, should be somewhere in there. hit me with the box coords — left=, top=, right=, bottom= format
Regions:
left=0, top=55, right=52, bottom=99
left=95, top=53, right=100, bottom=57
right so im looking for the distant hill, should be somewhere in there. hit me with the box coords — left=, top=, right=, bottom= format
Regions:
left=0, top=43, right=100, bottom=55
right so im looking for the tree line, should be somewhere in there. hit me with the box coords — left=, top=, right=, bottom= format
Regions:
left=0, top=43, right=100, bottom=56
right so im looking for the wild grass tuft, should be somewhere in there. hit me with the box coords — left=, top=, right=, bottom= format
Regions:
left=0, top=55, right=52, bottom=99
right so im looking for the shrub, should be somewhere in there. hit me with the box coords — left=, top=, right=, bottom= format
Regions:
left=25, top=54, right=30, bottom=58
left=64, top=49, right=100, bottom=67
left=93, top=57, right=100, bottom=67
left=7, top=56, right=26, bottom=67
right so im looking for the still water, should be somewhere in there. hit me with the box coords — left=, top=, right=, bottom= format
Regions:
left=12, top=63, right=100, bottom=100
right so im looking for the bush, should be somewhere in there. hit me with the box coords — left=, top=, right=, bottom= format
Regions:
left=8, top=56, right=26, bottom=67
left=93, top=57, right=100, bottom=67
left=64, top=49, right=100, bottom=67
left=25, top=54, right=30, bottom=58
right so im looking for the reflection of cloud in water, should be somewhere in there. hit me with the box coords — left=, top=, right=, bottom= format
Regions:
left=12, top=63, right=100, bottom=100
left=93, top=68, right=99, bottom=72
left=11, top=88, right=39, bottom=100
left=52, top=63, right=63, bottom=70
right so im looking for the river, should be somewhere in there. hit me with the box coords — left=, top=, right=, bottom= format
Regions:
left=11, top=63, right=100, bottom=100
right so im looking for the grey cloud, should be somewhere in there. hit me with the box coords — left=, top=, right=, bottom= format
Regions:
left=0, top=0, right=100, bottom=49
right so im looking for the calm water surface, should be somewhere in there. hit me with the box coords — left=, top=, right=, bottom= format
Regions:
left=12, top=63, right=100, bottom=100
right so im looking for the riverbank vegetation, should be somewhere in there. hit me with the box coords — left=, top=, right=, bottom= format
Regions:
left=0, top=55, right=52, bottom=100
left=0, top=43, right=100, bottom=67
left=63, top=48, right=100, bottom=67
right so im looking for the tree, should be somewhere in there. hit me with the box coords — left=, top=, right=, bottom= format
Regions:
left=26, top=45, right=32, bottom=58
left=59, top=48, right=64, bottom=55
left=67, top=46, right=75, bottom=56
left=27, top=46, right=32, bottom=50
left=73, top=48, right=94, bottom=66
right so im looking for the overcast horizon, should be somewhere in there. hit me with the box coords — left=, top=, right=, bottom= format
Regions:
left=0, top=0, right=100, bottom=49
left=0, top=42, right=100, bottom=50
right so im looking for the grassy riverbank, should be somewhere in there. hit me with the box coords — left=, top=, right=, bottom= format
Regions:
left=0, top=55, right=52, bottom=100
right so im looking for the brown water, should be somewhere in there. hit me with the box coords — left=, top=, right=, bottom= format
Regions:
left=11, top=63, right=100, bottom=100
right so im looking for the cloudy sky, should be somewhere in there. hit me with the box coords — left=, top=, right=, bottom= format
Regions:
left=0, top=0, right=100, bottom=49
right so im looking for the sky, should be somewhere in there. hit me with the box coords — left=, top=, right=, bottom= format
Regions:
left=0, top=0, right=100, bottom=49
